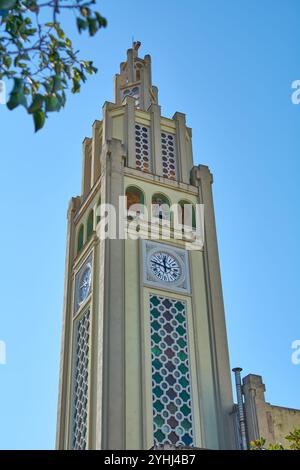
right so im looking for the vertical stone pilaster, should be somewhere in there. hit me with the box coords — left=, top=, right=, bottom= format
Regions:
left=114, top=74, right=121, bottom=106
left=149, top=103, right=162, bottom=175
left=243, top=374, right=265, bottom=443
left=101, top=102, right=115, bottom=175
left=56, top=197, right=81, bottom=449
left=123, top=96, right=136, bottom=169
left=186, top=127, right=194, bottom=183
left=173, top=112, right=189, bottom=183
left=102, top=102, right=113, bottom=145
left=100, top=139, right=126, bottom=449
left=127, top=48, right=134, bottom=83
left=193, top=164, right=235, bottom=449
left=142, top=55, right=152, bottom=111
left=82, top=138, right=92, bottom=198
left=91, top=120, right=101, bottom=185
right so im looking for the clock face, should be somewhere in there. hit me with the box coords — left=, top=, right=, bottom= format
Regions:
left=150, top=251, right=181, bottom=283
left=78, top=265, right=92, bottom=303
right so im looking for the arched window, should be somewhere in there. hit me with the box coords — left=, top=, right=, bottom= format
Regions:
left=87, top=210, right=94, bottom=240
left=126, top=186, right=144, bottom=217
left=178, top=200, right=196, bottom=230
left=152, top=193, right=170, bottom=221
left=77, top=224, right=84, bottom=254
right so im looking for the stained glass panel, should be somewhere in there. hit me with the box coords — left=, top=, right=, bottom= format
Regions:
left=72, top=309, right=90, bottom=449
left=135, top=124, right=152, bottom=172
left=161, top=132, right=177, bottom=180
left=149, top=294, right=194, bottom=447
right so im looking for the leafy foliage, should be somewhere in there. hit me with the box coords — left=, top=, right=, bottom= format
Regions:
left=0, top=0, right=107, bottom=131
left=285, top=429, right=300, bottom=450
left=250, top=428, right=300, bottom=450
left=250, top=437, right=267, bottom=450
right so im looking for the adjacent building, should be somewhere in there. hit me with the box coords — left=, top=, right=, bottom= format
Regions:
left=232, top=371, right=300, bottom=449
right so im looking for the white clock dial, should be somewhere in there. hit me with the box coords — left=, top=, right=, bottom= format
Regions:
left=150, top=251, right=181, bottom=283
left=78, top=265, right=92, bottom=303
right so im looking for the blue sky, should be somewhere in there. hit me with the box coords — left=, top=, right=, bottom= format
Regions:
left=0, top=0, right=299, bottom=449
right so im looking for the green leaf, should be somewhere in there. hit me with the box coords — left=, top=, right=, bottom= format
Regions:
left=0, top=0, right=16, bottom=9
left=53, top=75, right=61, bottom=92
left=55, top=24, right=65, bottom=39
left=82, top=61, right=98, bottom=75
left=3, top=56, right=12, bottom=68
left=61, top=91, right=66, bottom=107
left=87, top=18, right=97, bottom=36
left=76, top=18, right=87, bottom=33
left=28, top=94, right=44, bottom=114
left=56, top=91, right=66, bottom=109
left=71, top=78, right=80, bottom=94
left=11, top=78, right=23, bottom=93
left=33, top=110, right=45, bottom=132
left=95, top=12, right=107, bottom=28
left=45, top=94, right=60, bottom=112
left=7, top=91, right=27, bottom=110
left=63, top=64, right=71, bottom=79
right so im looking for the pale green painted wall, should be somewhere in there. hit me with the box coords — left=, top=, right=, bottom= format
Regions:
left=123, top=175, right=220, bottom=449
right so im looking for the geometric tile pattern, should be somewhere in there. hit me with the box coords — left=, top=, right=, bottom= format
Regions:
left=150, top=295, right=194, bottom=447
left=135, top=123, right=152, bottom=173
left=161, top=132, right=177, bottom=180
left=72, top=309, right=90, bottom=450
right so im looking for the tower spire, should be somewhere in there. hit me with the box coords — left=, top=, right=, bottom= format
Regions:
left=114, top=41, right=156, bottom=110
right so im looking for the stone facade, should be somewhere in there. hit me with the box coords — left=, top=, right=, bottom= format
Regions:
left=243, top=374, right=300, bottom=448
left=56, top=42, right=235, bottom=450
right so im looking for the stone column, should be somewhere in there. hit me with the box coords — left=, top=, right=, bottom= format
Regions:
left=123, top=96, right=136, bottom=169
left=173, top=112, right=192, bottom=184
left=191, top=164, right=235, bottom=449
left=149, top=103, right=162, bottom=175
left=56, top=196, right=81, bottom=449
left=127, top=48, right=134, bottom=83
left=101, top=101, right=114, bottom=146
left=242, top=374, right=265, bottom=443
left=81, top=138, right=92, bottom=198
left=98, top=138, right=126, bottom=449
left=142, top=54, right=152, bottom=111
left=114, top=73, right=121, bottom=105
left=91, top=120, right=102, bottom=185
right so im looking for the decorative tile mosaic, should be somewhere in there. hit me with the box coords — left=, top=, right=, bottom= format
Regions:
left=135, top=123, right=152, bottom=172
left=72, top=309, right=90, bottom=450
left=149, top=294, right=194, bottom=447
left=161, top=132, right=177, bottom=180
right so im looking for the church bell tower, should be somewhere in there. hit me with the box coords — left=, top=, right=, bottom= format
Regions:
left=56, top=42, right=235, bottom=450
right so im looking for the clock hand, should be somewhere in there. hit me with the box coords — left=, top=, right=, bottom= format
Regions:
left=152, top=261, right=165, bottom=268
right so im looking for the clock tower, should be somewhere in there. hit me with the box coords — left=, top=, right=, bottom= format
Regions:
left=56, top=42, right=235, bottom=450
